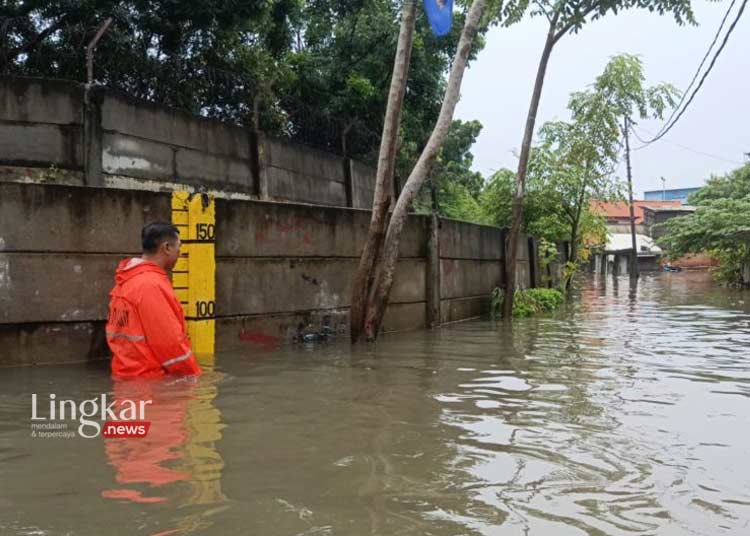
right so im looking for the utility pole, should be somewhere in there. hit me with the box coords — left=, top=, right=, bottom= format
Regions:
left=624, top=117, right=638, bottom=280
left=661, top=176, right=666, bottom=201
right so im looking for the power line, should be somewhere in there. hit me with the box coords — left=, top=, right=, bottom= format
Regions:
left=655, top=0, right=738, bottom=135
left=632, top=124, right=744, bottom=165
left=635, top=0, right=747, bottom=147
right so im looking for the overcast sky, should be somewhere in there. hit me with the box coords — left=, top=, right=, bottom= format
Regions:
left=454, top=0, right=749, bottom=198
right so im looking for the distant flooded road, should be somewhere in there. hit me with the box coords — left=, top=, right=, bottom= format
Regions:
left=1, top=272, right=749, bottom=535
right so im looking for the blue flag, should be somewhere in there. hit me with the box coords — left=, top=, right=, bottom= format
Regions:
left=423, top=0, right=454, bottom=37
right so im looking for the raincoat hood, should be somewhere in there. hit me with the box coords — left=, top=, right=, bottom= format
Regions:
left=115, top=258, right=166, bottom=286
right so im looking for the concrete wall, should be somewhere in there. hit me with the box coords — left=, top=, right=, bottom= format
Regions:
left=0, top=182, right=549, bottom=366
left=0, top=78, right=83, bottom=171
left=0, top=76, right=377, bottom=208
left=100, top=92, right=254, bottom=193
left=438, top=220, right=505, bottom=323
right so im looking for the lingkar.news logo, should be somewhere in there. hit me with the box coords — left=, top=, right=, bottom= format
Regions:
left=30, top=394, right=152, bottom=439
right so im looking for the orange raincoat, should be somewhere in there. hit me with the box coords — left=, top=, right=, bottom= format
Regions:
left=106, top=258, right=202, bottom=378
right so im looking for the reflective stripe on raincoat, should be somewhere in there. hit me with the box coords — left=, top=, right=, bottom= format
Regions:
left=106, top=258, right=201, bottom=378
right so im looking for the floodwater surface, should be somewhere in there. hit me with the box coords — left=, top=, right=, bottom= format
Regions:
left=1, top=272, right=749, bottom=535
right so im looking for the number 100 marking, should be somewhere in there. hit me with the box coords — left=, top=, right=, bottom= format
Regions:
left=195, top=300, right=215, bottom=318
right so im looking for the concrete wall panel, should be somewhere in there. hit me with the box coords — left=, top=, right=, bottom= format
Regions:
left=0, top=183, right=170, bottom=253
left=350, top=160, right=376, bottom=209
left=0, top=123, right=82, bottom=168
left=265, top=166, right=347, bottom=206
left=0, top=78, right=83, bottom=125
left=0, top=253, right=119, bottom=323
left=265, top=138, right=345, bottom=182
left=382, top=302, right=427, bottom=334
left=441, top=296, right=488, bottom=324
left=440, top=219, right=503, bottom=260
left=102, top=132, right=173, bottom=180
left=0, top=321, right=108, bottom=366
left=217, top=258, right=425, bottom=316
left=440, top=259, right=502, bottom=300
left=216, top=200, right=427, bottom=259
left=175, top=147, right=252, bottom=190
left=101, top=94, right=250, bottom=158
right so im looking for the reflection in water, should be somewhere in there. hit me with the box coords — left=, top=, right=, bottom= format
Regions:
left=101, top=370, right=228, bottom=534
left=0, top=272, right=749, bottom=535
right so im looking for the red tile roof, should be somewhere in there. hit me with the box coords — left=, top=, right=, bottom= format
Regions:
left=590, top=200, right=683, bottom=224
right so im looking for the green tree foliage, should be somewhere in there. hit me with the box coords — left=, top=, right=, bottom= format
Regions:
left=486, top=0, right=694, bottom=317
left=0, top=0, right=475, bottom=159
left=436, top=119, right=485, bottom=198
left=589, top=53, right=680, bottom=126
left=479, top=168, right=570, bottom=242
left=658, top=165, right=750, bottom=285
left=413, top=119, right=486, bottom=221
left=479, top=55, right=678, bottom=271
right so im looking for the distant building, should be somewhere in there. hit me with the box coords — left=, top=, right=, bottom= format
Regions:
left=588, top=200, right=692, bottom=274
left=643, top=187, right=701, bottom=204
left=588, top=233, right=663, bottom=274
left=642, top=205, right=696, bottom=240
left=590, top=200, right=682, bottom=226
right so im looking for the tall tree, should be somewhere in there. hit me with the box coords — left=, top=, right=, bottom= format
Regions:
left=351, top=0, right=488, bottom=342
left=529, top=87, right=624, bottom=268
left=500, top=0, right=695, bottom=318
left=349, top=0, right=417, bottom=343
left=588, top=53, right=679, bottom=276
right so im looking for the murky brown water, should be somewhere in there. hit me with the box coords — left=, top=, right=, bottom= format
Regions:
left=1, top=272, right=749, bottom=535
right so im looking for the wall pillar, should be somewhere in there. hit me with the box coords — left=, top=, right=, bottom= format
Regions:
left=83, top=88, right=103, bottom=187
left=343, top=158, right=354, bottom=208
left=426, top=213, right=442, bottom=328
left=250, top=130, right=269, bottom=200
left=527, top=236, right=538, bottom=288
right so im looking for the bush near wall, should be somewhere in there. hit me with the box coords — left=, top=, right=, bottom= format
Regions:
left=491, top=287, right=564, bottom=318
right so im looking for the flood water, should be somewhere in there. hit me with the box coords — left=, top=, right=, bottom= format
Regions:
left=1, top=272, right=749, bottom=535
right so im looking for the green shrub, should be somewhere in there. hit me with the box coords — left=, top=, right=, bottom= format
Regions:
left=489, top=287, right=564, bottom=319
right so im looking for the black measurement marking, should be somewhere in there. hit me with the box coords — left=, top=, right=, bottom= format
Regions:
left=195, top=300, right=216, bottom=318
left=195, top=223, right=215, bottom=240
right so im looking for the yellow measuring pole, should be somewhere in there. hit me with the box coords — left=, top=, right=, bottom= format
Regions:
left=171, top=191, right=216, bottom=361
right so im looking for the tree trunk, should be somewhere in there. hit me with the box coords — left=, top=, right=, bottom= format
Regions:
left=350, top=0, right=417, bottom=343
left=503, top=25, right=557, bottom=318
left=362, top=0, right=487, bottom=340
left=566, top=224, right=578, bottom=290
left=623, top=117, right=639, bottom=280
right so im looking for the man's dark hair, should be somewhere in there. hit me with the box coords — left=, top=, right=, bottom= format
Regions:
left=141, top=221, right=179, bottom=253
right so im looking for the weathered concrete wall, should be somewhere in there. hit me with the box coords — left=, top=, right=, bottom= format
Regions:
left=0, top=76, right=379, bottom=208
left=438, top=220, right=505, bottom=323
left=261, top=138, right=347, bottom=205
left=349, top=160, right=377, bottom=210
left=0, top=77, right=551, bottom=366
left=0, top=78, right=83, bottom=171
left=1, top=182, right=516, bottom=366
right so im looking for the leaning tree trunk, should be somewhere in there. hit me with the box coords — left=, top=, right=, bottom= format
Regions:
left=362, top=0, right=487, bottom=340
left=350, top=0, right=417, bottom=343
left=503, top=23, right=557, bottom=318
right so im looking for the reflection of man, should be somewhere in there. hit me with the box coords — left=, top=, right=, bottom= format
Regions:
left=102, top=378, right=194, bottom=504
left=102, top=374, right=228, bottom=533
left=106, top=222, right=201, bottom=378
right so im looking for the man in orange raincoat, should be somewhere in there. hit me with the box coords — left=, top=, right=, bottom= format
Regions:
left=106, top=221, right=202, bottom=377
